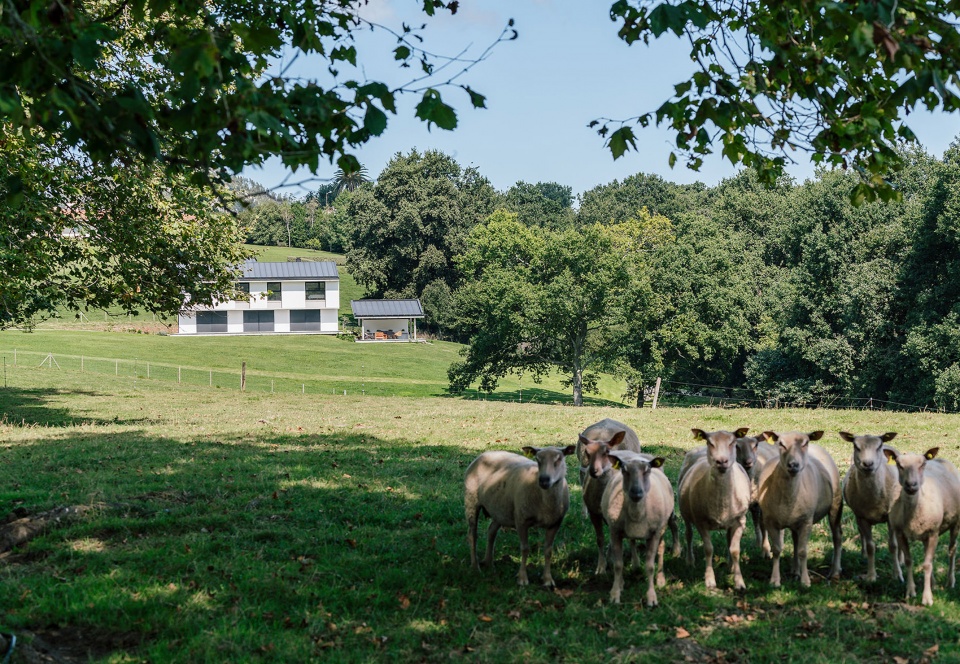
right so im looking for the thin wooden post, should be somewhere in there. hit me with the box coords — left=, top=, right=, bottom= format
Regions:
left=178, top=366, right=181, bottom=384
left=115, top=359, right=118, bottom=375
left=209, top=370, right=212, bottom=387
left=81, top=356, right=84, bottom=372
left=302, top=383, right=305, bottom=394
left=652, top=377, right=662, bottom=410
left=13, top=349, right=16, bottom=366
left=147, top=362, right=150, bottom=379
left=241, top=362, right=246, bottom=392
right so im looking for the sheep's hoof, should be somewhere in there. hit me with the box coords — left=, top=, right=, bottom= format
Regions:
left=542, top=579, right=556, bottom=589
left=922, top=595, right=934, bottom=606
left=645, top=594, right=658, bottom=608
left=610, top=593, right=621, bottom=605
left=734, top=579, right=746, bottom=591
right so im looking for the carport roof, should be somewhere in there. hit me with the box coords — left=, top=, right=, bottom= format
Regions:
left=351, top=299, right=424, bottom=319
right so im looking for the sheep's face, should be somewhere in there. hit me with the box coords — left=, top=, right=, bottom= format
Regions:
left=578, top=430, right=627, bottom=479
left=610, top=451, right=665, bottom=503
left=693, top=428, right=748, bottom=475
left=523, top=445, right=575, bottom=489
left=765, top=431, right=824, bottom=477
left=886, top=448, right=939, bottom=496
left=840, top=431, right=897, bottom=475
left=735, top=436, right=762, bottom=470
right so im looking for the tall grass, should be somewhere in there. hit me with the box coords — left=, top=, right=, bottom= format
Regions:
left=2, top=366, right=960, bottom=662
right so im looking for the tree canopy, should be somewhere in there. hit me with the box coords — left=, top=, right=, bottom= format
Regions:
left=600, top=0, right=960, bottom=200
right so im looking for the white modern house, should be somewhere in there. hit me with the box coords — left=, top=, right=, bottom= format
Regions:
left=351, top=299, right=424, bottom=341
left=178, top=260, right=340, bottom=335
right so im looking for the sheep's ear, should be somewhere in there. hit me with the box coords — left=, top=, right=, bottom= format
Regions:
left=608, top=431, right=627, bottom=448
left=691, top=428, right=707, bottom=441
left=578, top=434, right=591, bottom=447
left=925, top=448, right=940, bottom=460
left=808, top=431, right=825, bottom=441
left=881, top=432, right=898, bottom=442
left=521, top=446, right=537, bottom=459
left=839, top=431, right=855, bottom=443
left=750, top=438, right=760, bottom=451
left=734, top=427, right=750, bottom=438
left=561, top=445, right=576, bottom=456
left=883, top=448, right=898, bottom=464
left=609, top=456, right=622, bottom=470
left=763, top=431, right=778, bottom=444
left=650, top=457, right=665, bottom=469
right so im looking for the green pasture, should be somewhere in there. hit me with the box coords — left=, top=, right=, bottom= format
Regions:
left=0, top=330, right=628, bottom=405
left=2, top=365, right=960, bottom=662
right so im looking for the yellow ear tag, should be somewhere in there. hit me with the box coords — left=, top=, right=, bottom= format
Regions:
left=887, top=456, right=896, bottom=465
left=764, top=434, right=775, bottom=445
left=611, top=458, right=621, bottom=470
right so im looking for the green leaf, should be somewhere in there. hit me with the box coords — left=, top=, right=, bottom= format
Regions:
left=415, top=89, right=458, bottom=130
left=394, top=45, right=411, bottom=60
left=608, top=127, right=637, bottom=159
left=463, top=85, right=486, bottom=109
left=363, top=105, right=388, bottom=136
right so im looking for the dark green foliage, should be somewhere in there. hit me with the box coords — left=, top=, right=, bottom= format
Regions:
left=344, top=149, right=496, bottom=299
left=501, top=181, right=577, bottom=229
left=577, top=172, right=705, bottom=226
left=603, top=0, right=960, bottom=201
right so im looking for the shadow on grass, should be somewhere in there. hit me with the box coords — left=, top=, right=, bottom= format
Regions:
left=2, top=428, right=958, bottom=662
left=0, top=387, right=153, bottom=427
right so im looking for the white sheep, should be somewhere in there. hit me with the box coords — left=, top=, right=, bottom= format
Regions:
left=464, top=445, right=575, bottom=587
left=678, top=429, right=752, bottom=589
left=576, top=418, right=642, bottom=486
left=578, top=421, right=680, bottom=572
left=884, top=447, right=960, bottom=606
left=840, top=431, right=903, bottom=582
left=735, top=433, right=779, bottom=557
left=757, top=431, right=843, bottom=587
left=601, top=450, right=674, bottom=606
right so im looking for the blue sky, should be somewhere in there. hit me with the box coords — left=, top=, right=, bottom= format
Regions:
left=243, top=1, right=960, bottom=198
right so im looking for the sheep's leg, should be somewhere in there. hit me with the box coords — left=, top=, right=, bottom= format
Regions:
left=949, top=526, right=958, bottom=589
left=629, top=540, right=641, bottom=569
left=589, top=510, right=607, bottom=575
left=655, top=528, right=667, bottom=588
left=829, top=501, right=843, bottom=579
left=644, top=533, right=662, bottom=607
left=483, top=521, right=500, bottom=568
left=685, top=518, right=695, bottom=565
left=769, top=527, right=783, bottom=588
left=790, top=528, right=800, bottom=577
left=668, top=512, right=682, bottom=558
left=609, top=529, right=625, bottom=604
left=698, top=524, right=717, bottom=589
left=856, top=517, right=875, bottom=581
left=921, top=533, right=939, bottom=606
left=899, top=531, right=915, bottom=601
left=516, top=524, right=531, bottom=586
left=467, top=509, right=480, bottom=570
left=727, top=516, right=747, bottom=590
left=888, top=520, right=903, bottom=583
left=542, top=525, right=559, bottom=588
left=796, top=523, right=813, bottom=587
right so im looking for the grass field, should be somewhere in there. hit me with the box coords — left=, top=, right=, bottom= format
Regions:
left=0, top=330, right=628, bottom=405
left=2, top=361, right=960, bottom=662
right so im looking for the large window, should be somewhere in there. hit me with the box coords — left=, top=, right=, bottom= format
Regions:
left=305, top=281, right=326, bottom=301
left=290, top=310, right=322, bottom=331
left=243, top=311, right=275, bottom=332
left=235, top=282, right=250, bottom=300
left=266, top=282, right=282, bottom=301
left=196, top=311, right=228, bottom=333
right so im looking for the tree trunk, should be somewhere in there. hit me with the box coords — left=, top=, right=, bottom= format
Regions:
left=636, top=385, right=645, bottom=409
left=572, top=366, right=583, bottom=407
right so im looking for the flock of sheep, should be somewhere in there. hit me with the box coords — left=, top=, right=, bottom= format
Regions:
left=463, top=418, right=960, bottom=607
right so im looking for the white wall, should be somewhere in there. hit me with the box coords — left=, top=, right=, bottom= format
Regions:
left=178, top=313, right=196, bottom=334
left=322, top=309, right=338, bottom=332
left=227, top=311, right=244, bottom=333
left=275, top=309, right=291, bottom=333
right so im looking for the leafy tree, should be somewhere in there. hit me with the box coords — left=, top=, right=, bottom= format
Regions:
left=501, top=181, right=576, bottom=229
left=449, top=211, right=648, bottom=406
left=1, top=0, right=509, bottom=182
left=0, top=126, right=248, bottom=328
left=601, top=0, right=960, bottom=200
left=577, top=172, right=705, bottom=226
left=344, top=149, right=496, bottom=298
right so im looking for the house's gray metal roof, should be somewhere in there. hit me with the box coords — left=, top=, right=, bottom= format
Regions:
left=351, top=299, right=425, bottom=319
left=239, top=260, right=339, bottom=280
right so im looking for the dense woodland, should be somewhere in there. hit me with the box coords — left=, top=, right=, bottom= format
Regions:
left=238, top=144, right=960, bottom=411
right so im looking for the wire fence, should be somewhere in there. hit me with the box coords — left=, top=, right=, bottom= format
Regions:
left=655, top=378, right=957, bottom=414
left=0, top=347, right=954, bottom=412
left=0, top=348, right=427, bottom=398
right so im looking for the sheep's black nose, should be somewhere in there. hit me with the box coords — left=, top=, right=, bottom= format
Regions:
left=628, top=488, right=644, bottom=502
left=539, top=477, right=552, bottom=489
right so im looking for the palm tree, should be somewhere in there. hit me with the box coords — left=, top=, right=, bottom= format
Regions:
left=333, top=166, right=370, bottom=193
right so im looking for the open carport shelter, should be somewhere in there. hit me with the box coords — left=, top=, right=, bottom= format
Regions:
left=351, top=299, right=424, bottom=341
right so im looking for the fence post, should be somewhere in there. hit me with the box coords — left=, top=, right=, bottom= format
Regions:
left=178, top=366, right=181, bottom=384
left=13, top=349, right=16, bottom=366
left=652, top=377, right=662, bottom=410
left=209, top=370, right=212, bottom=387
left=302, top=383, right=305, bottom=394
left=115, top=359, right=118, bottom=375
left=271, top=380, right=274, bottom=393
left=241, top=362, right=246, bottom=392
left=147, top=362, right=150, bottom=379
left=81, top=356, right=84, bottom=372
